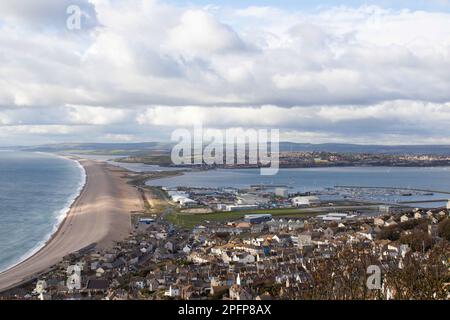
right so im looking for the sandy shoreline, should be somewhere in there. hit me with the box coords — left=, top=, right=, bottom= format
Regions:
left=0, top=158, right=142, bottom=292
left=0, top=156, right=87, bottom=276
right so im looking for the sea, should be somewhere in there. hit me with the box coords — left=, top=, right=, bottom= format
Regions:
left=146, top=166, right=450, bottom=207
left=0, top=151, right=85, bottom=273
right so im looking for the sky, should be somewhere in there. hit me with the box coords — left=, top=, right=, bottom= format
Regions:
left=1, top=0, right=450, bottom=146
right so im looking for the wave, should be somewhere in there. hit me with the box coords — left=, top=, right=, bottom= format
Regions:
left=0, top=156, right=87, bottom=273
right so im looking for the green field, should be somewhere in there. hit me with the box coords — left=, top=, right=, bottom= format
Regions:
left=115, top=154, right=173, bottom=166
left=166, top=208, right=321, bottom=229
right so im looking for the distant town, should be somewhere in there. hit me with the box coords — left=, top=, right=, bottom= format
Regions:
left=117, top=151, right=450, bottom=169
left=17, top=142, right=450, bottom=168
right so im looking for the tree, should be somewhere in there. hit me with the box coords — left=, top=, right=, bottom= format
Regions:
left=438, top=218, right=450, bottom=241
left=384, top=242, right=449, bottom=300
left=378, top=226, right=401, bottom=241
left=399, top=230, right=432, bottom=252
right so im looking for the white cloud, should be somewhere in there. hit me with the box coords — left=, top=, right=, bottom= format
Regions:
left=67, top=105, right=131, bottom=125
left=134, top=100, right=450, bottom=144
left=0, top=1, right=450, bottom=144
left=136, top=101, right=450, bottom=129
left=0, top=125, right=76, bottom=135
left=101, top=133, right=136, bottom=142
left=166, top=10, right=246, bottom=56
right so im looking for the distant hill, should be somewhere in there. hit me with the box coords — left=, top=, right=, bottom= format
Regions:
left=19, top=142, right=174, bottom=155
left=279, top=142, right=450, bottom=155
left=16, top=142, right=450, bottom=155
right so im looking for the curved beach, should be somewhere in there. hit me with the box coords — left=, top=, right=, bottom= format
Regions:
left=0, top=159, right=141, bottom=292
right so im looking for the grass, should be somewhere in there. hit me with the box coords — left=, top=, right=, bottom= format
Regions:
left=136, top=185, right=379, bottom=229
left=165, top=203, right=382, bottom=229
left=115, top=154, right=173, bottom=166
left=166, top=207, right=322, bottom=229
left=127, top=171, right=184, bottom=187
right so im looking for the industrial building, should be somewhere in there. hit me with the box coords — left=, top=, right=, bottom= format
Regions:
left=244, top=214, right=272, bottom=224
left=168, top=191, right=198, bottom=208
left=317, top=212, right=357, bottom=221
left=291, top=196, right=320, bottom=207
left=223, top=204, right=259, bottom=212
left=139, top=218, right=155, bottom=225
left=275, top=188, right=289, bottom=198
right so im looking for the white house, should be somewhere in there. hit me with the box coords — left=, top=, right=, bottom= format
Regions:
left=33, top=280, right=48, bottom=295
left=188, top=252, right=209, bottom=264
left=164, top=285, right=180, bottom=297
left=164, top=241, right=174, bottom=252
left=399, top=244, right=411, bottom=258
left=374, top=217, right=385, bottom=227
left=358, top=231, right=373, bottom=241
left=182, top=245, right=191, bottom=254
left=96, top=267, right=105, bottom=278
left=221, top=252, right=232, bottom=264
left=298, top=233, right=312, bottom=247
left=385, top=218, right=398, bottom=227
left=66, top=277, right=81, bottom=292
left=400, top=215, right=409, bottom=223
left=66, top=267, right=82, bottom=291
left=232, top=253, right=255, bottom=264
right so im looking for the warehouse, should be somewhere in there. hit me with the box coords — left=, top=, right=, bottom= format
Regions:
left=244, top=214, right=272, bottom=224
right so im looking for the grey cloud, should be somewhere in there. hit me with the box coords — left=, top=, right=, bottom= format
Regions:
left=0, top=0, right=97, bottom=31
left=0, top=2, right=450, bottom=145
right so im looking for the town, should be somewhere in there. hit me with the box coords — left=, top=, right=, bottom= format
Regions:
left=1, top=176, right=449, bottom=300
left=116, top=151, right=450, bottom=169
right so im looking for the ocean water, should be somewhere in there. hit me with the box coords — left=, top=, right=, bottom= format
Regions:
left=146, top=167, right=450, bottom=207
left=0, top=151, right=85, bottom=272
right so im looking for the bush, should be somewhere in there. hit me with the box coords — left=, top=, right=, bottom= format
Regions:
left=400, top=230, right=432, bottom=252
left=378, top=226, right=401, bottom=241
left=438, top=218, right=450, bottom=241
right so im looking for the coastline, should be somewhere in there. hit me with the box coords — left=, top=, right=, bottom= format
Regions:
left=0, top=155, right=87, bottom=274
left=0, top=157, right=142, bottom=293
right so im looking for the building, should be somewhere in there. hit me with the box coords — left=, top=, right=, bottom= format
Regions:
left=447, top=200, right=450, bottom=210
left=225, top=205, right=259, bottom=212
left=164, top=285, right=180, bottom=298
left=85, top=280, right=109, bottom=293
left=317, top=213, right=357, bottom=221
left=66, top=265, right=82, bottom=291
left=379, top=205, right=391, bottom=214
left=237, top=194, right=268, bottom=205
left=169, top=191, right=198, bottom=207
left=33, top=280, right=48, bottom=295
left=291, top=196, right=320, bottom=207
left=139, top=218, right=155, bottom=225
left=275, top=188, right=288, bottom=198
left=244, top=214, right=272, bottom=224
left=297, top=233, right=312, bottom=247
left=374, top=217, right=385, bottom=227
left=178, top=198, right=198, bottom=207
